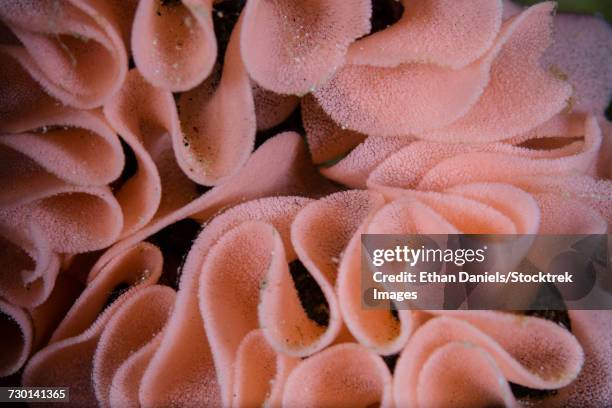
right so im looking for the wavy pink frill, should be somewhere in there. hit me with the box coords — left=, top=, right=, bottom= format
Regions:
left=0, top=0, right=611, bottom=406
left=314, top=2, right=571, bottom=141
left=253, top=84, right=299, bottom=131
left=10, top=185, right=601, bottom=406
left=0, top=53, right=125, bottom=308
left=103, top=68, right=198, bottom=236
left=282, top=343, right=393, bottom=408
left=0, top=0, right=133, bottom=108
left=321, top=113, right=611, bottom=234
left=54, top=133, right=331, bottom=406
left=176, top=14, right=256, bottom=185
left=3, top=182, right=606, bottom=407
left=302, top=94, right=366, bottom=165
left=22, top=242, right=171, bottom=407
left=547, top=311, right=612, bottom=407
left=117, top=196, right=311, bottom=407
left=0, top=56, right=125, bottom=254
left=0, top=126, right=330, bottom=376
left=540, top=11, right=612, bottom=181
left=240, top=0, right=372, bottom=95
left=132, top=0, right=216, bottom=92
left=394, top=312, right=583, bottom=407
left=232, top=329, right=299, bottom=407
left=0, top=54, right=181, bottom=309
left=347, top=0, right=503, bottom=69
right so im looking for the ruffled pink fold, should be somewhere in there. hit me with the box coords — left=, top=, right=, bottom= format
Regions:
left=0, top=3, right=609, bottom=406
left=132, top=0, right=216, bottom=92
left=314, top=2, right=571, bottom=141
left=90, top=131, right=332, bottom=280
left=241, top=0, right=371, bottom=95
left=289, top=191, right=386, bottom=350
left=335, top=183, right=539, bottom=354
left=177, top=15, right=256, bottom=185
left=547, top=311, right=612, bottom=407
left=0, top=52, right=125, bottom=213
left=329, top=191, right=425, bottom=355
left=0, top=184, right=123, bottom=254
left=418, top=117, right=601, bottom=189
left=0, top=298, right=33, bottom=377
left=196, top=193, right=381, bottom=404
left=199, top=219, right=299, bottom=406
left=0, top=0, right=131, bottom=108
left=420, top=2, right=572, bottom=142
left=0, top=111, right=125, bottom=255
left=0, top=111, right=124, bottom=191
left=87, top=132, right=328, bottom=407
left=320, top=113, right=609, bottom=234
left=139, top=196, right=307, bottom=407
left=103, top=68, right=197, bottom=237
left=23, top=242, right=165, bottom=406
left=109, top=335, right=161, bottom=408
left=178, top=191, right=387, bottom=406
left=348, top=0, right=503, bottom=69
left=394, top=312, right=584, bottom=407
left=415, top=342, right=517, bottom=408
left=338, top=223, right=418, bottom=355
left=282, top=343, right=393, bottom=408
left=540, top=11, right=612, bottom=183
left=264, top=192, right=378, bottom=354
left=380, top=114, right=601, bottom=192
left=510, top=160, right=611, bottom=234
left=321, top=136, right=413, bottom=189
left=0, top=116, right=123, bottom=303
left=0, top=51, right=131, bottom=306
left=302, top=95, right=366, bottom=166
left=28, top=272, right=83, bottom=351
left=93, top=285, right=175, bottom=408
left=253, top=84, right=299, bottom=131
left=232, top=329, right=299, bottom=407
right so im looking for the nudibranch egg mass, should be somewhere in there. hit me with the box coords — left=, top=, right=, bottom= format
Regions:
left=0, top=0, right=611, bottom=407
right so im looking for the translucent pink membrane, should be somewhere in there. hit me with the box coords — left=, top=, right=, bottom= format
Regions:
left=89, top=132, right=332, bottom=282
left=0, top=225, right=60, bottom=308
left=84, top=133, right=329, bottom=406
left=93, top=285, right=175, bottom=408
